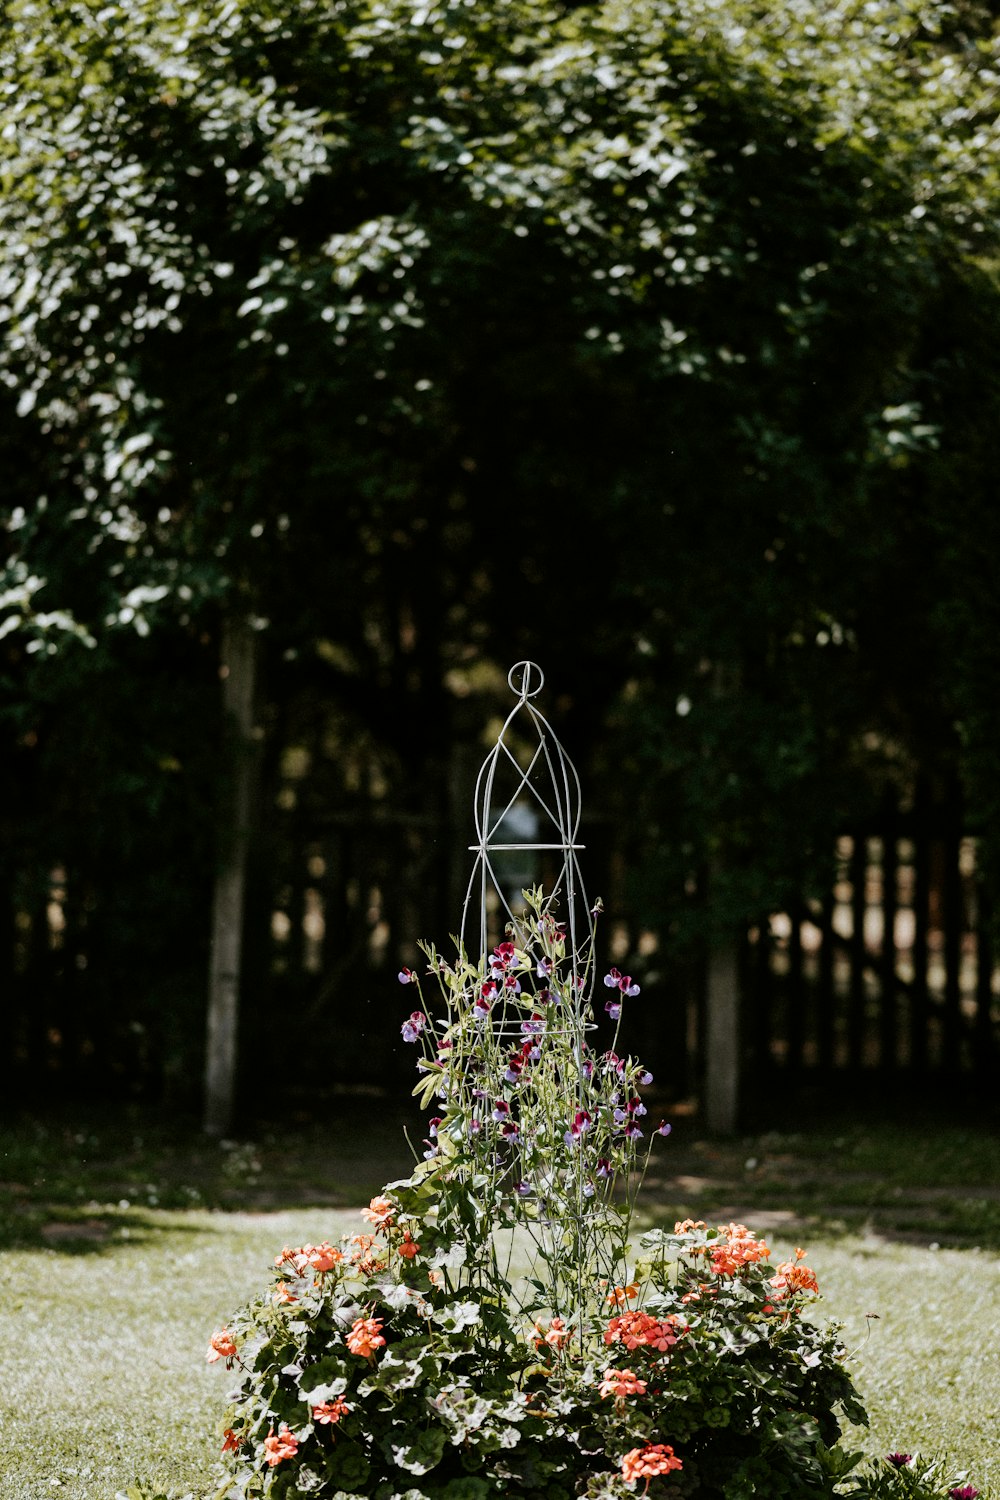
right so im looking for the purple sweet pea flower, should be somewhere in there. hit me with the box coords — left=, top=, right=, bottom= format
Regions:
left=603, top=967, right=640, bottom=997
left=604, top=999, right=622, bottom=1021
left=400, top=1011, right=426, bottom=1043
left=515, top=1179, right=534, bottom=1197
left=492, top=1100, right=510, bottom=1121
left=638, top=1069, right=653, bottom=1085
left=656, top=1120, right=672, bottom=1137
left=398, top=967, right=417, bottom=984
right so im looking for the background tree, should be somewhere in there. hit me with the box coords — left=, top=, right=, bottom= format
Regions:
left=1, top=0, right=997, bottom=1123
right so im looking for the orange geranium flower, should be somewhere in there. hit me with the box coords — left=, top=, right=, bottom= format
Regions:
left=346, top=1315, right=386, bottom=1358
left=312, top=1396, right=350, bottom=1425
left=274, top=1243, right=321, bottom=1274
left=221, top=1427, right=240, bottom=1453
left=604, top=1309, right=684, bottom=1352
left=605, top=1282, right=640, bottom=1308
left=673, top=1219, right=707, bottom=1234
left=274, top=1281, right=298, bottom=1305
left=599, top=1367, right=648, bottom=1401
left=621, top=1443, right=683, bottom=1487
left=361, top=1195, right=395, bottom=1229
left=532, top=1316, right=571, bottom=1353
left=709, top=1223, right=771, bottom=1276
left=769, top=1259, right=819, bottom=1298
left=206, top=1328, right=237, bottom=1365
left=346, top=1232, right=384, bottom=1276
left=264, top=1424, right=299, bottom=1466
left=308, top=1241, right=343, bottom=1273
left=397, top=1230, right=420, bottom=1259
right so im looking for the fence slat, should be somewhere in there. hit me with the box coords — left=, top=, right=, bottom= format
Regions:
left=911, top=787, right=931, bottom=1074
left=817, top=889, right=835, bottom=1073
left=848, top=836, right=867, bottom=1069
left=975, top=878, right=995, bottom=1076
left=880, top=820, right=898, bottom=1070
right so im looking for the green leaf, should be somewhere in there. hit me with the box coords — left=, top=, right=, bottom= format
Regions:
left=441, top=1479, right=491, bottom=1499
left=325, top=1438, right=371, bottom=1492
left=387, top=1422, right=447, bottom=1475
left=432, top=1299, right=481, bottom=1332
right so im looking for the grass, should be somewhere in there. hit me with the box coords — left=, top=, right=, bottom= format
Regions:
left=0, top=1101, right=997, bottom=1499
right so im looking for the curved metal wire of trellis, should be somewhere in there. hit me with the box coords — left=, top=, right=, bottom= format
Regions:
left=459, top=661, right=595, bottom=1010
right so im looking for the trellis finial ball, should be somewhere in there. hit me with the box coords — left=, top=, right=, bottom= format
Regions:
left=508, top=660, right=544, bottom=700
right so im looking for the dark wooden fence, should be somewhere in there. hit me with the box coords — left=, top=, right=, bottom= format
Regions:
left=7, top=789, right=998, bottom=1106
left=744, top=812, right=998, bottom=1087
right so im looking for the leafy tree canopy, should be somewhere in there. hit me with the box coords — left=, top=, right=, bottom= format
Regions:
left=2, top=0, right=998, bottom=932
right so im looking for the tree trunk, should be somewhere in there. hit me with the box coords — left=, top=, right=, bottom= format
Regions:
left=204, top=615, right=257, bottom=1136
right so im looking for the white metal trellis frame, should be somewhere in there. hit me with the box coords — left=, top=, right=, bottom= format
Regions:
left=460, top=661, right=595, bottom=998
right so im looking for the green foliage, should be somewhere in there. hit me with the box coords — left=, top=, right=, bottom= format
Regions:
left=210, top=1199, right=875, bottom=1497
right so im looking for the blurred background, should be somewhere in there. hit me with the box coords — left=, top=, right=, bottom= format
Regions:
left=2, top=0, right=999, bottom=1137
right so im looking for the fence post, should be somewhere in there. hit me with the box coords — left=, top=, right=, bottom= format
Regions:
left=705, top=934, right=740, bottom=1134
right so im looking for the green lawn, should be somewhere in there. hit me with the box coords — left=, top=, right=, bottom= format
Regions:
left=0, top=1105, right=997, bottom=1499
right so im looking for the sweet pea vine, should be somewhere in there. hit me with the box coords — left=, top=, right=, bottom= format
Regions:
left=397, top=887, right=668, bottom=1328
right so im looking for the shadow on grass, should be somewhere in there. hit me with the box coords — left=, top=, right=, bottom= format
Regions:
left=2, top=1099, right=999, bottom=1255
left=0, top=1199, right=209, bottom=1254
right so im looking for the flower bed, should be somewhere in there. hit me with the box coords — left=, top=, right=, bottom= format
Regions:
left=207, top=891, right=984, bottom=1499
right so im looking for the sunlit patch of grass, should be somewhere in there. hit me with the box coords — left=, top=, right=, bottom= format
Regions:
left=0, top=1208, right=360, bottom=1500
left=807, top=1236, right=1000, bottom=1489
